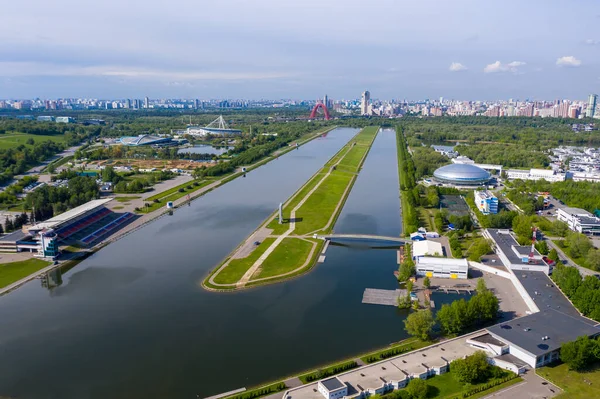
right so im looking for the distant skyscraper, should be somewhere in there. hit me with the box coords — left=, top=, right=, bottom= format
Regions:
left=124, top=99, right=131, bottom=109
left=361, top=90, right=370, bottom=115
left=323, top=94, right=328, bottom=108
left=144, top=97, right=149, bottom=109
left=587, top=94, right=597, bottom=118
left=194, top=99, right=199, bottom=110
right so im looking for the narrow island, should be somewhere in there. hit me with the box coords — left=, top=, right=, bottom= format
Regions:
left=203, top=126, right=380, bottom=290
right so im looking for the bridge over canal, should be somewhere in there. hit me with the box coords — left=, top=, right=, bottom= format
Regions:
left=313, top=233, right=410, bottom=244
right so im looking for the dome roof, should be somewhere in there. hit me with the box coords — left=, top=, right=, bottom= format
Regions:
left=433, top=163, right=491, bottom=184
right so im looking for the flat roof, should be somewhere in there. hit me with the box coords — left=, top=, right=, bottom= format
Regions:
left=558, top=206, right=591, bottom=216
left=320, top=377, right=345, bottom=392
left=30, top=198, right=113, bottom=230
left=487, top=229, right=546, bottom=266
left=412, top=241, right=444, bottom=257
left=514, top=271, right=584, bottom=319
left=416, top=257, right=468, bottom=267
left=488, top=308, right=600, bottom=357
left=494, top=353, right=528, bottom=368
left=0, top=229, right=29, bottom=242
left=470, top=333, right=507, bottom=347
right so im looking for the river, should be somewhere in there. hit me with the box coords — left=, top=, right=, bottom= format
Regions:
left=0, top=127, right=409, bottom=399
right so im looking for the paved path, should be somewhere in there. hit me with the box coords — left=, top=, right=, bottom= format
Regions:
left=545, top=237, right=596, bottom=277
left=482, top=370, right=561, bottom=399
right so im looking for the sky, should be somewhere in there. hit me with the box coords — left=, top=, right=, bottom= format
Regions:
left=1, top=0, right=599, bottom=100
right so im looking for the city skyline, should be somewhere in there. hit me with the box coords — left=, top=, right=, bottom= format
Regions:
left=1, top=0, right=600, bottom=99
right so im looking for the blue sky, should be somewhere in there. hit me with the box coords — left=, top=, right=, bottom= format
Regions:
left=1, top=0, right=599, bottom=100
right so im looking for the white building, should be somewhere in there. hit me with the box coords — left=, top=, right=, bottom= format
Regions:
left=415, top=257, right=468, bottom=279
left=360, top=90, right=370, bottom=115
left=474, top=190, right=498, bottom=215
left=412, top=240, right=444, bottom=258
left=317, top=377, right=347, bottom=399
left=556, top=207, right=600, bottom=235
left=505, top=168, right=566, bottom=182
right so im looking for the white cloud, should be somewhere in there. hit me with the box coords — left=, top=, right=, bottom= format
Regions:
left=449, top=62, right=467, bottom=72
left=584, top=39, right=599, bottom=45
left=556, top=56, right=582, bottom=67
left=483, top=60, right=526, bottom=73
left=0, top=62, right=292, bottom=81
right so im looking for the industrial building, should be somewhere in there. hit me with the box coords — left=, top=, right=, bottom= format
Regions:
left=452, top=156, right=503, bottom=174
left=556, top=207, right=600, bottom=235
left=415, top=257, right=468, bottom=279
left=505, top=168, right=566, bottom=182
left=474, top=190, right=498, bottom=215
left=432, top=164, right=491, bottom=186
left=483, top=229, right=551, bottom=274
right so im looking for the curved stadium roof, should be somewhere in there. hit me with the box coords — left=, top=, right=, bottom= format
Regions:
left=119, top=135, right=171, bottom=146
left=433, top=163, right=491, bottom=185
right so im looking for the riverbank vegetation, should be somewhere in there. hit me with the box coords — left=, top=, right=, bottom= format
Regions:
left=396, top=128, right=419, bottom=234
left=0, top=258, right=51, bottom=289
left=507, top=179, right=600, bottom=214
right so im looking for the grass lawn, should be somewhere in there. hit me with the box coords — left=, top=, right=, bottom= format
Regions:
left=114, top=196, right=141, bottom=202
left=139, top=180, right=213, bottom=213
left=0, top=258, right=51, bottom=289
left=538, top=362, right=600, bottom=399
left=252, top=238, right=313, bottom=279
left=293, top=172, right=354, bottom=235
left=212, top=238, right=276, bottom=285
left=360, top=338, right=428, bottom=363
left=423, top=369, right=520, bottom=399
left=112, top=206, right=124, bottom=210
left=0, top=132, right=67, bottom=150
left=551, top=240, right=592, bottom=270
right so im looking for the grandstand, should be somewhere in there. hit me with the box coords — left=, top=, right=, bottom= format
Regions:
left=28, top=198, right=135, bottom=247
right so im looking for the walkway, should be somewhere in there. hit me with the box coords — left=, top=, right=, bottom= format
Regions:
left=314, top=233, right=409, bottom=244
left=236, top=143, right=355, bottom=287
left=545, top=237, right=596, bottom=277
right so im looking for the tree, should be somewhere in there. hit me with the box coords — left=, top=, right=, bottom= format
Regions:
left=4, top=216, right=14, bottom=233
left=535, top=240, right=549, bottom=255
left=423, top=276, right=431, bottom=289
left=0, top=222, right=4, bottom=235
left=512, top=214, right=534, bottom=244
left=398, top=256, right=415, bottom=282
left=552, top=220, right=569, bottom=237
left=548, top=248, right=560, bottom=263
left=47, top=163, right=56, bottom=174
left=406, top=279, right=414, bottom=293
left=560, top=336, right=599, bottom=371
left=405, top=378, right=428, bottom=399
left=451, top=351, right=491, bottom=384
left=476, top=278, right=488, bottom=293
left=404, top=309, right=435, bottom=341
left=586, top=249, right=600, bottom=271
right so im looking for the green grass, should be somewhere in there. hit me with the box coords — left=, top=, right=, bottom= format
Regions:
left=138, top=180, right=213, bottom=213
left=538, top=362, right=600, bottom=399
left=424, top=369, right=519, bottom=399
left=360, top=338, right=428, bottom=363
left=252, top=238, right=314, bottom=279
left=0, top=132, right=67, bottom=150
left=0, top=258, right=51, bottom=289
left=293, top=172, right=354, bottom=235
left=114, top=196, right=141, bottom=202
left=112, top=206, right=124, bottom=210
left=298, top=360, right=357, bottom=384
left=212, top=238, right=276, bottom=285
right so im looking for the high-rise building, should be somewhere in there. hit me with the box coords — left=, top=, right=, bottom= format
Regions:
left=143, top=97, right=150, bottom=109
left=124, top=99, right=131, bottom=109
left=361, top=90, right=370, bottom=115
left=323, top=94, right=328, bottom=109
left=194, top=99, right=199, bottom=110
left=587, top=94, right=597, bottom=118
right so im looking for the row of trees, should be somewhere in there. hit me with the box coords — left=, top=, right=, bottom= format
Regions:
left=455, top=143, right=549, bottom=168
left=555, top=232, right=600, bottom=271
left=436, top=280, right=499, bottom=336
left=551, top=264, right=600, bottom=321
left=397, top=129, right=419, bottom=234
left=403, top=280, right=499, bottom=341
left=509, top=179, right=600, bottom=214
left=410, top=146, right=450, bottom=180
left=25, top=176, right=99, bottom=221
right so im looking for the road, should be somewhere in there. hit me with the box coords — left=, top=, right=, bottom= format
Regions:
left=544, top=236, right=596, bottom=277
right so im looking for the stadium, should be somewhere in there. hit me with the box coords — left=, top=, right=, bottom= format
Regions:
left=119, top=134, right=174, bottom=146
left=433, top=163, right=491, bottom=186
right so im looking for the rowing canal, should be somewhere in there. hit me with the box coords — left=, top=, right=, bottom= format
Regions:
left=0, top=127, right=451, bottom=399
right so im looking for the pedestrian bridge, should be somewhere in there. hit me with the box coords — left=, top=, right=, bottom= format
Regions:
left=313, top=234, right=410, bottom=244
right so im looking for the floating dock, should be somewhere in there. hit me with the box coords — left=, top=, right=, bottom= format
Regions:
left=362, top=288, right=406, bottom=306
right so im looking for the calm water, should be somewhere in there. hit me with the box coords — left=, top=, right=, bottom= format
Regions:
left=0, top=127, right=414, bottom=399
left=178, top=145, right=233, bottom=155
